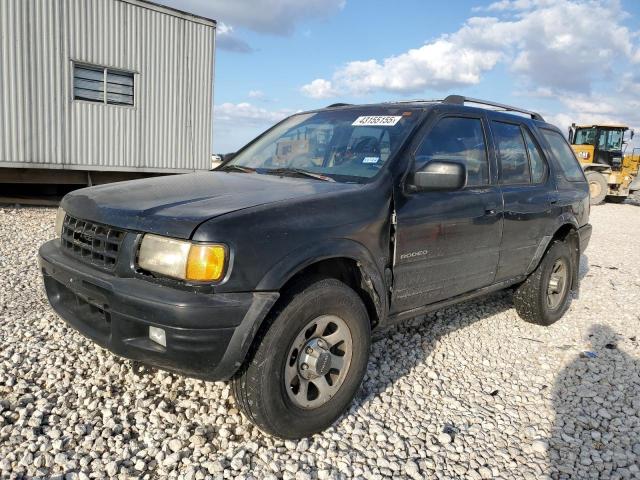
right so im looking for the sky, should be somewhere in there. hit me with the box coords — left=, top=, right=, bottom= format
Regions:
left=156, top=0, right=640, bottom=154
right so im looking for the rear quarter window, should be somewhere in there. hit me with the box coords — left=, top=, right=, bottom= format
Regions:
left=491, top=121, right=530, bottom=184
left=541, top=129, right=586, bottom=182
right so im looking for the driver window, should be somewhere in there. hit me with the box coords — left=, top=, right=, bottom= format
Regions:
left=415, top=117, right=488, bottom=187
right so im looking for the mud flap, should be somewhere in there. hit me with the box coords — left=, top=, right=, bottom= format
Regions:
left=568, top=230, right=580, bottom=299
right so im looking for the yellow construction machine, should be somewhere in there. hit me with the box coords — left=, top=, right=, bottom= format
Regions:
left=569, top=124, right=640, bottom=204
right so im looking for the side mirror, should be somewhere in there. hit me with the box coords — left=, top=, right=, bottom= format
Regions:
left=411, top=161, right=467, bottom=191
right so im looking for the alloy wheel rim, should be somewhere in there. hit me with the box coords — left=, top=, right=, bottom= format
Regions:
left=589, top=181, right=601, bottom=198
left=284, top=315, right=353, bottom=409
left=547, top=258, right=569, bottom=310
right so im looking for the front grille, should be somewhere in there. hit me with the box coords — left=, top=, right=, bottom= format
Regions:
left=61, top=215, right=125, bottom=270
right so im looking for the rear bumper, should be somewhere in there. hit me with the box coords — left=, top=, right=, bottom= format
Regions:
left=578, top=224, right=592, bottom=253
left=38, top=240, right=278, bottom=381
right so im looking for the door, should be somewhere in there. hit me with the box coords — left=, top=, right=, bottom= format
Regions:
left=488, top=119, right=553, bottom=282
left=391, top=114, right=503, bottom=314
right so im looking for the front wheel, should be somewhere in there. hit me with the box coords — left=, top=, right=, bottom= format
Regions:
left=231, top=278, right=371, bottom=439
left=513, top=240, right=574, bottom=326
left=586, top=171, right=608, bottom=205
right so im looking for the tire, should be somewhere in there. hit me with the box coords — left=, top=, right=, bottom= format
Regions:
left=586, top=171, right=607, bottom=205
left=513, top=240, right=573, bottom=326
left=605, top=195, right=628, bottom=204
left=231, top=278, right=371, bottom=439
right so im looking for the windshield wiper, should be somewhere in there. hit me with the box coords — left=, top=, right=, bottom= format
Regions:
left=261, top=168, right=335, bottom=182
left=218, top=164, right=256, bottom=173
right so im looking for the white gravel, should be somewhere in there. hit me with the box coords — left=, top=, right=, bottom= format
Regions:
left=1, top=201, right=639, bottom=479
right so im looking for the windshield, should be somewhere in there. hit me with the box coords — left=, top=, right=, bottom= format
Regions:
left=574, top=128, right=597, bottom=146
left=225, top=108, right=422, bottom=182
left=574, top=127, right=624, bottom=151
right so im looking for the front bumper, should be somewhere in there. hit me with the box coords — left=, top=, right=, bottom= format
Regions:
left=39, top=240, right=278, bottom=381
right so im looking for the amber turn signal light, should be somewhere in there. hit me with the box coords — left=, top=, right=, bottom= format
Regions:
left=186, top=244, right=226, bottom=281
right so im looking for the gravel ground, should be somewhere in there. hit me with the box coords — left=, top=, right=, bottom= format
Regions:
left=1, top=201, right=639, bottom=480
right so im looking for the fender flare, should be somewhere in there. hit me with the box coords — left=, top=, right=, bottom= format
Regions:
left=526, top=215, right=580, bottom=275
left=582, top=163, right=611, bottom=174
left=256, top=238, right=388, bottom=322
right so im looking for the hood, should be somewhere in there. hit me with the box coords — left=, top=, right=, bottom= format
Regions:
left=62, top=171, right=357, bottom=239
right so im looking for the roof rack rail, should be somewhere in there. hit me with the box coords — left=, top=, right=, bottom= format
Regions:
left=326, top=103, right=351, bottom=108
left=443, top=95, right=544, bottom=121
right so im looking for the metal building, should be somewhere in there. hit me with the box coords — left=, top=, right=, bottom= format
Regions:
left=0, top=0, right=215, bottom=187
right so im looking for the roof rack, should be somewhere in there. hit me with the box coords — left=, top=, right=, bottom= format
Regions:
left=326, top=103, right=352, bottom=108
left=443, top=95, right=545, bottom=121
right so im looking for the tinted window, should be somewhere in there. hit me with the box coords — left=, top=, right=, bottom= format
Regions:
left=492, top=121, right=530, bottom=184
left=541, top=129, right=585, bottom=182
left=415, top=117, right=488, bottom=186
left=523, top=128, right=547, bottom=183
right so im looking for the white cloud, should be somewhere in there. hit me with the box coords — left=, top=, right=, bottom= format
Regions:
left=484, top=0, right=539, bottom=11
left=214, top=102, right=293, bottom=125
left=216, top=22, right=253, bottom=53
left=157, top=0, right=344, bottom=35
left=213, top=102, right=297, bottom=153
left=544, top=89, right=640, bottom=150
left=248, top=90, right=265, bottom=99
left=302, top=0, right=639, bottom=97
left=300, top=79, right=339, bottom=99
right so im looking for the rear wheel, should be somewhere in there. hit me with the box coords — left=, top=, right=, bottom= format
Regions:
left=586, top=171, right=607, bottom=205
left=231, top=278, right=370, bottom=439
left=513, top=240, right=573, bottom=326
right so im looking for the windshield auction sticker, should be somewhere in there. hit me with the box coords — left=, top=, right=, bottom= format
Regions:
left=352, top=116, right=402, bottom=126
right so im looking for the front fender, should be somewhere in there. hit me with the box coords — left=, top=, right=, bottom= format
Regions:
left=256, top=238, right=388, bottom=320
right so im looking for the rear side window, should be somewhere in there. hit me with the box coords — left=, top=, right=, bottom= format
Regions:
left=522, top=128, right=547, bottom=183
left=492, top=121, right=530, bottom=184
left=415, top=117, right=488, bottom=186
left=541, top=129, right=585, bottom=182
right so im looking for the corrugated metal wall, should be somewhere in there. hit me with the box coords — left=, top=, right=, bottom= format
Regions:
left=0, top=0, right=214, bottom=172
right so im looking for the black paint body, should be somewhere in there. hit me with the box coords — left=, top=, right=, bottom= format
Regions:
left=39, top=102, right=592, bottom=380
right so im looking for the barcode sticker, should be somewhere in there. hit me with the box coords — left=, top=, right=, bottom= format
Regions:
left=352, top=116, right=402, bottom=126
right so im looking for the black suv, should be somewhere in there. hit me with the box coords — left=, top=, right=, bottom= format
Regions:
left=39, top=96, right=592, bottom=439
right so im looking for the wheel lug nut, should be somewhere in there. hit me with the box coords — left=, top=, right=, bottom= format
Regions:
left=301, top=363, right=309, bottom=370
left=305, top=347, right=313, bottom=354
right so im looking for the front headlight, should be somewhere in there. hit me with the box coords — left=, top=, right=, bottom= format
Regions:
left=137, top=234, right=227, bottom=282
left=54, top=207, right=66, bottom=238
